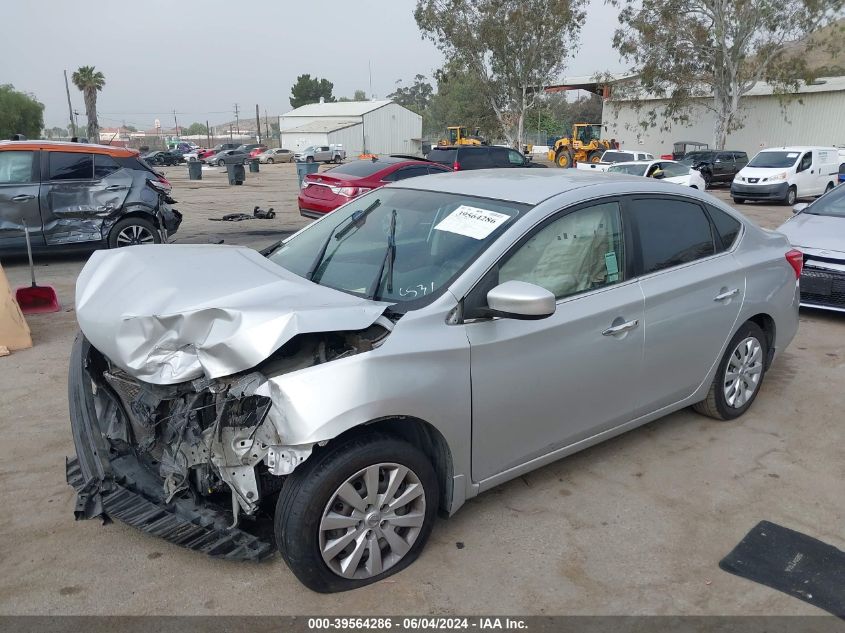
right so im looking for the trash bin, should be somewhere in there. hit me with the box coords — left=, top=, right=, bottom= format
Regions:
left=226, top=163, right=245, bottom=185
left=187, top=160, right=202, bottom=180
left=296, top=160, right=319, bottom=187
left=248, top=158, right=260, bottom=173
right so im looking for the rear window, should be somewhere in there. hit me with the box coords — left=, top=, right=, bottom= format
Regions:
left=601, top=151, right=634, bottom=163
left=629, top=198, right=715, bottom=274
left=460, top=149, right=493, bottom=169
left=427, top=148, right=457, bottom=165
left=49, top=152, right=93, bottom=180
left=327, top=160, right=391, bottom=178
left=94, top=154, right=121, bottom=178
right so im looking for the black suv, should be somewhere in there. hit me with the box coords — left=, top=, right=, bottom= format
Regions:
left=0, top=141, right=181, bottom=255
left=427, top=145, right=545, bottom=170
left=679, top=150, right=748, bottom=188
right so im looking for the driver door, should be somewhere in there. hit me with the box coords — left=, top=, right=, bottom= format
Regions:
left=465, top=200, right=645, bottom=482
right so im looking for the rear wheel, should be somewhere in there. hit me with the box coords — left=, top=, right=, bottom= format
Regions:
left=267, top=158, right=274, bottom=164
left=693, top=321, right=768, bottom=420
left=824, top=182, right=834, bottom=194
left=333, top=155, right=342, bottom=164
left=587, top=150, right=602, bottom=164
left=108, top=217, right=161, bottom=248
left=275, top=433, right=438, bottom=593
left=784, top=186, right=797, bottom=206
left=217, top=159, right=224, bottom=166
left=306, top=156, right=315, bottom=163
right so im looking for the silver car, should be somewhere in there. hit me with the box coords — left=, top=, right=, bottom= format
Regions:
left=258, top=148, right=295, bottom=164
left=68, top=170, right=800, bottom=592
left=777, top=183, right=845, bottom=312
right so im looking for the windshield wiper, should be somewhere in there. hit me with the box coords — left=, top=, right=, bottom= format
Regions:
left=305, top=199, right=381, bottom=281
left=368, top=209, right=397, bottom=301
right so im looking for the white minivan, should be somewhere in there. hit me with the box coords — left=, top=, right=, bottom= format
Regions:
left=731, top=146, right=838, bottom=205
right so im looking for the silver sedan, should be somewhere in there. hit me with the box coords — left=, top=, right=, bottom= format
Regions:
left=259, top=148, right=295, bottom=164
left=68, top=169, right=800, bottom=592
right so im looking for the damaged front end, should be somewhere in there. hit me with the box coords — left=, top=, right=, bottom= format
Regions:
left=67, top=323, right=389, bottom=560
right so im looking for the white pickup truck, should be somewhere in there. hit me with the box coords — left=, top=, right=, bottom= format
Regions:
left=576, top=149, right=654, bottom=171
left=294, top=144, right=347, bottom=164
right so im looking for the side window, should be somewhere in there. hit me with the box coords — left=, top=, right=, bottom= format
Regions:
left=629, top=198, right=715, bottom=274
left=461, top=149, right=493, bottom=169
left=661, top=162, right=690, bottom=178
left=734, top=153, right=748, bottom=163
left=798, top=152, right=812, bottom=172
left=386, top=166, right=429, bottom=181
left=507, top=150, right=525, bottom=165
left=49, top=152, right=93, bottom=180
left=499, top=201, right=625, bottom=300
left=707, top=205, right=742, bottom=251
left=94, top=154, right=121, bottom=178
left=716, top=152, right=732, bottom=163
left=0, top=151, right=36, bottom=184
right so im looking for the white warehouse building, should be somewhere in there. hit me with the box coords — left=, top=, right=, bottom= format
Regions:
left=601, top=76, right=845, bottom=157
left=278, top=100, right=423, bottom=156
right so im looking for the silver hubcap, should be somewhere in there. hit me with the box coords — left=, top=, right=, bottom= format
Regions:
left=116, top=225, right=155, bottom=246
left=319, top=463, right=426, bottom=580
left=723, top=336, right=763, bottom=408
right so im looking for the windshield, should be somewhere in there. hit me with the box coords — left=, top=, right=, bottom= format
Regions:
left=748, top=151, right=800, bottom=168
left=600, top=151, right=633, bottom=163
left=804, top=183, right=845, bottom=218
left=608, top=163, right=647, bottom=176
left=267, top=188, right=526, bottom=309
left=680, top=151, right=714, bottom=164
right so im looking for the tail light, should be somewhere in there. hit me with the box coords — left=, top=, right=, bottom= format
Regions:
left=452, top=161, right=461, bottom=171
left=329, top=186, right=371, bottom=198
left=785, top=249, right=803, bottom=278
left=157, top=174, right=171, bottom=188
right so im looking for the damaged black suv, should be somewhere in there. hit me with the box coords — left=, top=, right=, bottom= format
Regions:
left=0, top=140, right=181, bottom=254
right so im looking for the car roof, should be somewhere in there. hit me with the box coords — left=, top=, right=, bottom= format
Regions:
left=391, top=168, right=647, bottom=205
left=0, top=140, right=139, bottom=158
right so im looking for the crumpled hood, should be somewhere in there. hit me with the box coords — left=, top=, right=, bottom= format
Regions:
left=777, top=213, right=845, bottom=256
left=75, top=244, right=388, bottom=384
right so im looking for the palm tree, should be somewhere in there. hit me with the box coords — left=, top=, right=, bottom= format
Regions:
left=71, top=66, right=106, bottom=142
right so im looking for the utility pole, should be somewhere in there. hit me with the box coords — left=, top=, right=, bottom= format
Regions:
left=206, top=120, right=211, bottom=148
left=173, top=109, right=179, bottom=137
left=233, top=103, right=240, bottom=136
left=255, top=104, right=261, bottom=144
left=264, top=109, right=270, bottom=146
left=64, top=70, right=76, bottom=136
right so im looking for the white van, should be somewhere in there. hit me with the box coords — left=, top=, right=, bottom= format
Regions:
left=731, top=146, right=838, bottom=205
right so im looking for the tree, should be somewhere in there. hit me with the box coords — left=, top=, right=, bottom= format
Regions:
left=289, top=74, right=336, bottom=108
left=186, top=122, right=206, bottom=136
left=124, top=124, right=137, bottom=133
left=612, top=0, right=844, bottom=148
left=0, top=85, right=44, bottom=139
left=353, top=89, right=367, bottom=101
left=426, top=62, right=503, bottom=139
left=71, top=66, right=106, bottom=142
left=388, top=74, right=434, bottom=114
left=415, top=0, right=588, bottom=147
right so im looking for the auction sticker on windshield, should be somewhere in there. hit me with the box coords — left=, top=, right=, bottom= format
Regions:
left=434, top=206, right=510, bottom=240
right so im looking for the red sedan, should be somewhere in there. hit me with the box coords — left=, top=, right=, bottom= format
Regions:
left=298, top=156, right=451, bottom=219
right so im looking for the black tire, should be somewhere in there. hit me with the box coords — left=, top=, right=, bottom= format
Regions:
left=306, top=156, right=314, bottom=163
left=733, top=197, right=745, bottom=204
left=275, top=433, right=439, bottom=593
left=217, top=159, right=224, bottom=166
left=693, top=321, right=768, bottom=421
left=555, top=150, right=572, bottom=168
left=784, top=186, right=797, bottom=206
left=108, top=216, right=161, bottom=248
left=333, top=155, right=342, bottom=164
left=267, top=158, right=274, bottom=164
left=701, top=170, right=713, bottom=189
left=824, top=182, right=834, bottom=194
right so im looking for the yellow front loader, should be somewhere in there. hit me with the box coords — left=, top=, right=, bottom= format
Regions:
left=548, top=123, right=613, bottom=168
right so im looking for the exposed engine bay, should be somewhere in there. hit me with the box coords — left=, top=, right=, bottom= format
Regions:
left=69, top=323, right=390, bottom=558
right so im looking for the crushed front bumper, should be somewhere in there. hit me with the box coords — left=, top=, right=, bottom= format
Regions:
left=66, top=334, right=274, bottom=561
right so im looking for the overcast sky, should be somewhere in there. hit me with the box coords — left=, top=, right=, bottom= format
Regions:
left=0, top=0, right=626, bottom=130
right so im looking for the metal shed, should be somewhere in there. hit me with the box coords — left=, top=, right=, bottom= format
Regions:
left=601, top=76, right=845, bottom=157
left=278, top=100, right=423, bottom=156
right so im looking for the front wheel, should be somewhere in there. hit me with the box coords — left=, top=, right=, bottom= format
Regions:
left=784, top=186, right=797, bottom=206
left=267, top=158, right=274, bottom=164
left=217, top=159, right=225, bottom=166
left=555, top=150, right=572, bottom=168
left=306, top=156, right=314, bottom=163
left=108, top=217, right=161, bottom=248
left=693, top=321, right=768, bottom=420
left=275, top=433, right=439, bottom=593
left=732, top=197, right=745, bottom=204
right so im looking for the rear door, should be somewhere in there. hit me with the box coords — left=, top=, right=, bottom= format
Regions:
left=714, top=152, right=734, bottom=182
left=628, top=196, right=745, bottom=411
left=41, top=151, right=132, bottom=246
left=0, top=149, right=42, bottom=251
left=459, top=148, right=494, bottom=170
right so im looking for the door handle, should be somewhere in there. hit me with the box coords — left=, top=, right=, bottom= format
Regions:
left=12, top=194, right=35, bottom=202
left=601, top=319, right=639, bottom=336
left=714, top=288, right=740, bottom=302
left=104, top=185, right=128, bottom=191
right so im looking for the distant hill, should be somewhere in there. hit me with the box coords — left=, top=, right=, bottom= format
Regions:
left=781, top=19, right=845, bottom=76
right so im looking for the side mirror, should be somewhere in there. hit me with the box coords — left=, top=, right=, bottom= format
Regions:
left=792, top=202, right=809, bottom=214
left=486, top=281, right=556, bottom=320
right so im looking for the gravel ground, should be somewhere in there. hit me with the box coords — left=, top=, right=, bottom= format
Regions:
left=0, top=162, right=842, bottom=615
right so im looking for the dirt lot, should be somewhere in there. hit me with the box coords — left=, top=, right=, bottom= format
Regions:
left=1, top=162, right=843, bottom=615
